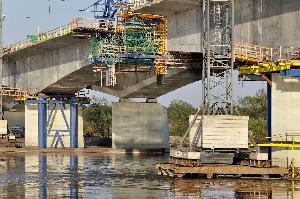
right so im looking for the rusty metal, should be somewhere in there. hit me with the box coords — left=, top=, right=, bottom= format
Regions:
left=169, top=156, right=201, bottom=167
left=156, top=163, right=288, bottom=178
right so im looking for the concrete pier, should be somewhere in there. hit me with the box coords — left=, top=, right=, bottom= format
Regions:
left=271, top=73, right=300, bottom=168
left=112, top=102, right=169, bottom=150
left=25, top=104, right=84, bottom=148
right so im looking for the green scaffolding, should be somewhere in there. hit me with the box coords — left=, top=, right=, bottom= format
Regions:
left=88, top=14, right=166, bottom=86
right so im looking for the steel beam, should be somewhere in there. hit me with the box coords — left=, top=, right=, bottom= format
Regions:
left=70, top=99, right=78, bottom=148
left=38, top=94, right=47, bottom=148
left=267, top=76, right=272, bottom=160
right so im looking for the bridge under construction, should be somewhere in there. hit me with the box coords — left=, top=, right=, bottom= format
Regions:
left=1, top=0, right=300, bottom=178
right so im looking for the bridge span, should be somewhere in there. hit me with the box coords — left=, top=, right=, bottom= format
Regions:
left=2, top=0, right=300, bottom=169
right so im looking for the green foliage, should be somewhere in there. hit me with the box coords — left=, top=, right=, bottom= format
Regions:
left=83, top=98, right=112, bottom=137
left=167, top=100, right=196, bottom=136
left=238, top=89, right=267, bottom=139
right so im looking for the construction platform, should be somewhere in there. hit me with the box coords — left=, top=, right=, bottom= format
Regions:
left=156, top=163, right=289, bottom=179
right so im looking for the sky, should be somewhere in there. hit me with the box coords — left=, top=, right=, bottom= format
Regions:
left=3, top=0, right=266, bottom=107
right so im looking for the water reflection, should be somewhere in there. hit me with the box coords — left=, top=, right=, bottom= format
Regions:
left=0, top=153, right=299, bottom=198
left=38, top=155, right=47, bottom=199
left=70, top=155, right=79, bottom=199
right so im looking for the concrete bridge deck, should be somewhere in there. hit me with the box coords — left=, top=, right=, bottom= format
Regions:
left=134, top=0, right=300, bottom=52
left=3, top=15, right=202, bottom=99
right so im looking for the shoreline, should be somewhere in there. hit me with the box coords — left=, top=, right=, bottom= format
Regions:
left=0, top=147, right=169, bottom=155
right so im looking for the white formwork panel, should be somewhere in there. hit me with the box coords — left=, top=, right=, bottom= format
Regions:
left=189, top=115, right=249, bottom=149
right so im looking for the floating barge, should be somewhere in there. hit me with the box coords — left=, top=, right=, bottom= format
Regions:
left=156, top=163, right=289, bottom=178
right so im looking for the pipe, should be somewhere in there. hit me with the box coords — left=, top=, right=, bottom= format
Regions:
left=38, top=94, right=47, bottom=148
left=70, top=99, right=78, bottom=148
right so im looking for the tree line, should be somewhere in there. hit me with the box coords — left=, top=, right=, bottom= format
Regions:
left=83, top=90, right=267, bottom=139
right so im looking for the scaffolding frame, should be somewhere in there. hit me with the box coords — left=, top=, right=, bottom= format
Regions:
left=202, top=0, right=234, bottom=115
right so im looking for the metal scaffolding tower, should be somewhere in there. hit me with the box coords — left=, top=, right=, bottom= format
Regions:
left=0, top=0, right=3, bottom=119
left=202, top=0, right=234, bottom=115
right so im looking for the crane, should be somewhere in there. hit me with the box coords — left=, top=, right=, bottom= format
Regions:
left=79, top=0, right=125, bottom=20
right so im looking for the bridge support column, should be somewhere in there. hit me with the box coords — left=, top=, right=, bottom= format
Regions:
left=112, top=101, right=169, bottom=151
left=271, top=73, right=300, bottom=168
left=38, top=94, right=47, bottom=148
left=70, top=99, right=78, bottom=148
left=25, top=96, right=86, bottom=148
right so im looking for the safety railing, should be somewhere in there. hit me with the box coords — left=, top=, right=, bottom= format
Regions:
left=5, top=18, right=111, bottom=55
left=0, top=86, right=34, bottom=98
left=234, top=42, right=300, bottom=63
left=132, top=0, right=156, bottom=9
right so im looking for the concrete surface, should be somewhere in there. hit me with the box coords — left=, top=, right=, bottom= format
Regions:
left=93, top=67, right=202, bottom=98
left=271, top=73, right=300, bottom=168
left=0, top=120, right=7, bottom=136
left=3, top=35, right=202, bottom=99
left=189, top=115, right=249, bottom=149
left=3, top=38, right=94, bottom=95
left=4, top=104, right=25, bottom=130
left=112, top=102, right=169, bottom=149
left=25, top=104, right=84, bottom=148
left=136, top=0, right=300, bottom=52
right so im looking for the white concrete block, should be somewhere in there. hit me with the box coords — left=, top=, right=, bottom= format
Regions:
left=189, top=115, right=249, bottom=149
left=182, top=151, right=201, bottom=160
left=0, top=120, right=7, bottom=136
left=170, top=149, right=201, bottom=160
left=249, top=152, right=268, bottom=161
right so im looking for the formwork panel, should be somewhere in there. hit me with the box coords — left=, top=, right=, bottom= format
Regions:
left=189, top=115, right=249, bottom=149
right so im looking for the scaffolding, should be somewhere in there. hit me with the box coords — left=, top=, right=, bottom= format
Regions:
left=235, top=42, right=300, bottom=75
left=202, top=0, right=234, bottom=115
left=88, top=12, right=167, bottom=86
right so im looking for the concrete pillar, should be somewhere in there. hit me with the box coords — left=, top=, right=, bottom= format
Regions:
left=112, top=102, right=169, bottom=150
left=271, top=73, right=300, bottom=167
left=38, top=94, right=47, bottom=148
left=70, top=102, right=78, bottom=148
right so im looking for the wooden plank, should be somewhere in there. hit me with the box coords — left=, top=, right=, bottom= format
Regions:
left=174, top=165, right=288, bottom=175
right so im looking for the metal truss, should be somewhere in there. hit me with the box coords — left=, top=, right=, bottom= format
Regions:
left=202, top=0, right=234, bottom=115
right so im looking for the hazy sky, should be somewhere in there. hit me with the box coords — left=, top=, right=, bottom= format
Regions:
left=3, top=0, right=265, bottom=107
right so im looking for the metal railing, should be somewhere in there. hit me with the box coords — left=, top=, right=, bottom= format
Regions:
left=132, top=0, right=156, bottom=9
left=1, top=86, right=34, bottom=98
left=5, top=18, right=110, bottom=55
left=234, top=42, right=300, bottom=63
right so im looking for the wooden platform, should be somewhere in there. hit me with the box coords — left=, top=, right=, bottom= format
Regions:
left=156, top=163, right=289, bottom=178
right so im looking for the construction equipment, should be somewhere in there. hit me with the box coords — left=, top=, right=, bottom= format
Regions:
left=235, top=42, right=300, bottom=75
left=170, top=0, right=236, bottom=162
left=79, top=0, right=125, bottom=20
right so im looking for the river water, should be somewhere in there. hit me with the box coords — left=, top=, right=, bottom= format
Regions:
left=0, top=153, right=298, bottom=198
